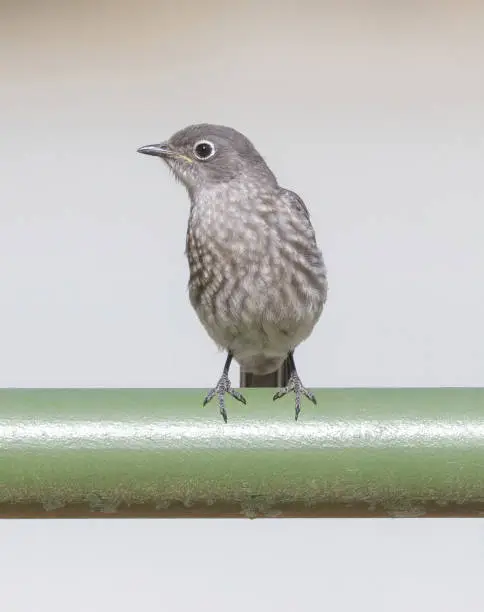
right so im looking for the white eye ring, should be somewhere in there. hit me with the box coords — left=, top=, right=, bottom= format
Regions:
left=193, top=140, right=216, bottom=161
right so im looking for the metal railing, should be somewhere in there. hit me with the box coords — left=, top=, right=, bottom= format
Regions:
left=1, top=388, right=483, bottom=518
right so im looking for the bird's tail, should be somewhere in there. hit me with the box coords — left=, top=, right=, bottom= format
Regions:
left=239, top=355, right=292, bottom=388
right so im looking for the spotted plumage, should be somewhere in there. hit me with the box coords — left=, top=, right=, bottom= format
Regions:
left=138, top=124, right=328, bottom=421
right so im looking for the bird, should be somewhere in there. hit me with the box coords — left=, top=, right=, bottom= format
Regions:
left=137, top=124, right=328, bottom=422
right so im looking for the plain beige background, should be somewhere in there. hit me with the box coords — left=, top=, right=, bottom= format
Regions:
left=1, top=1, right=483, bottom=610
left=2, top=0, right=483, bottom=388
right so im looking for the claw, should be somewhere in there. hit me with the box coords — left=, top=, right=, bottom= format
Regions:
left=203, top=373, right=246, bottom=422
left=220, top=404, right=228, bottom=424
left=202, top=389, right=216, bottom=407
left=230, top=389, right=247, bottom=405
left=273, top=373, right=316, bottom=420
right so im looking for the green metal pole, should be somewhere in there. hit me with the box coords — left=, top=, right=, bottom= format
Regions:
left=0, top=388, right=483, bottom=518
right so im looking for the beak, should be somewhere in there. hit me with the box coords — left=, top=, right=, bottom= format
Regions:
left=137, top=142, right=174, bottom=158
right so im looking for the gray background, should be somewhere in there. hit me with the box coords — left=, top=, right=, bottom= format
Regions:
left=1, top=1, right=483, bottom=609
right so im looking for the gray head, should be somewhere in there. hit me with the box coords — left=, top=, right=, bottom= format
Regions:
left=137, top=124, right=278, bottom=193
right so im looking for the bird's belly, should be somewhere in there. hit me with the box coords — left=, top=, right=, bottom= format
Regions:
left=191, top=281, right=322, bottom=370
left=187, top=240, right=326, bottom=374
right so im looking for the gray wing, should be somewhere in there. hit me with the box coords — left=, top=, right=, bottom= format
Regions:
left=278, top=188, right=328, bottom=307
left=281, top=188, right=312, bottom=223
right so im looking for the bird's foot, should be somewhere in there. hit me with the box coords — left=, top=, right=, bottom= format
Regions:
left=273, top=373, right=317, bottom=421
left=203, top=373, right=246, bottom=423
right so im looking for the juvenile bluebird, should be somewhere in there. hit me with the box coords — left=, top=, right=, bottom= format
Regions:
left=138, top=124, right=328, bottom=422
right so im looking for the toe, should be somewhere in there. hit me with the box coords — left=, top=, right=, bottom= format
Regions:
left=273, top=387, right=290, bottom=401
left=230, top=389, right=247, bottom=405
left=305, top=390, right=317, bottom=405
left=203, top=388, right=216, bottom=406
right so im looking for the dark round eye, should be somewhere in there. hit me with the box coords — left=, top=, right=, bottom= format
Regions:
left=193, top=140, right=215, bottom=160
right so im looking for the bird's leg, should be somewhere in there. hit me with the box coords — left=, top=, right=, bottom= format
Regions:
left=273, top=352, right=317, bottom=421
left=203, top=352, right=246, bottom=423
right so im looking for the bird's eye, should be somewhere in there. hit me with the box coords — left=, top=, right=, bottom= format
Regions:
left=193, top=140, right=215, bottom=160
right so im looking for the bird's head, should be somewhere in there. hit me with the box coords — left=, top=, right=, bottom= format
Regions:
left=137, top=123, right=277, bottom=194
